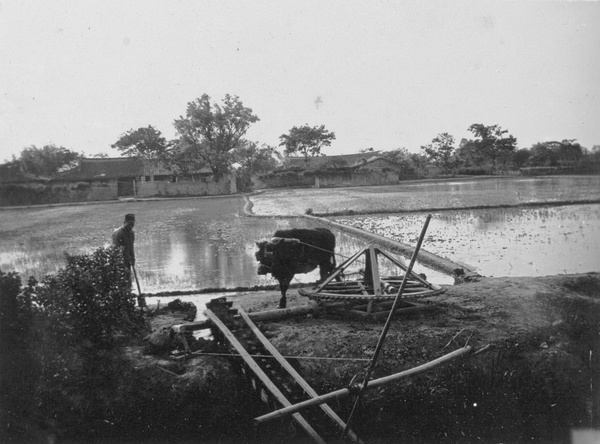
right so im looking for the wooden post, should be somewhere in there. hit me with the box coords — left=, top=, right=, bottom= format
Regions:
left=340, top=214, right=432, bottom=440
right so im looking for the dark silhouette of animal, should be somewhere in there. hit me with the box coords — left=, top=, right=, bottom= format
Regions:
left=255, top=228, right=338, bottom=308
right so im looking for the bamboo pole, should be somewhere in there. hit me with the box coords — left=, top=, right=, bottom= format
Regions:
left=253, top=345, right=473, bottom=425
left=340, top=214, right=432, bottom=439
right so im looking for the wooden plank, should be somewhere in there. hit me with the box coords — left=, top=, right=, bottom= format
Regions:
left=204, top=309, right=326, bottom=444
left=237, top=308, right=364, bottom=444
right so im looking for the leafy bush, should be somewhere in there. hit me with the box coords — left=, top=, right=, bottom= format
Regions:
left=0, top=271, right=39, bottom=440
left=33, top=246, right=145, bottom=349
left=1, top=247, right=147, bottom=441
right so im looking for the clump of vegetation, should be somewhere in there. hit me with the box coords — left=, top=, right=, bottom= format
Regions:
left=0, top=247, right=146, bottom=442
left=350, top=340, right=590, bottom=443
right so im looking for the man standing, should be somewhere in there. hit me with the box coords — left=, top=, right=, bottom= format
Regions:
left=112, top=213, right=135, bottom=271
left=112, top=213, right=146, bottom=307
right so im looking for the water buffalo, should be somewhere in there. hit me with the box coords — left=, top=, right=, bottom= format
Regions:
left=255, top=228, right=338, bottom=308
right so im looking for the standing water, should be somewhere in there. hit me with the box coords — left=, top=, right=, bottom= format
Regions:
left=1, top=177, right=598, bottom=294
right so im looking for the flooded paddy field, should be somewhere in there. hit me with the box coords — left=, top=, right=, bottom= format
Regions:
left=0, top=196, right=425, bottom=294
left=1, top=176, right=598, bottom=295
left=0, top=196, right=314, bottom=293
left=250, top=175, right=600, bottom=216
left=334, top=203, right=600, bottom=278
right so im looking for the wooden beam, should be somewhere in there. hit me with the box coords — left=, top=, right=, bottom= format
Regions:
left=254, top=345, right=473, bottom=425
left=237, top=308, right=363, bottom=444
left=204, top=309, right=326, bottom=444
left=172, top=303, right=317, bottom=333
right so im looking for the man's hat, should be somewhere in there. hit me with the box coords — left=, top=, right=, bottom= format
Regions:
left=124, top=214, right=135, bottom=222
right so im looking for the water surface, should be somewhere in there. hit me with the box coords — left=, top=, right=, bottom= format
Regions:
left=1, top=176, right=598, bottom=293
left=335, top=204, right=600, bottom=277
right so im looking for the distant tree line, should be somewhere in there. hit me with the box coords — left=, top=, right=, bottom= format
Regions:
left=4, top=94, right=600, bottom=189
left=417, top=124, right=599, bottom=177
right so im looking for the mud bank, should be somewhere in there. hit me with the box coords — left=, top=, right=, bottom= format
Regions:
left=115, top=273, right=599, bottom=444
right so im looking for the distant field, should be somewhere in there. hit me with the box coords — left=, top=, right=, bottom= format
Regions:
left=249, top=176, right=600, bottom=216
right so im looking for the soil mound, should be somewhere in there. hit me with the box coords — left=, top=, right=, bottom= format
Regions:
left=121, top=274, right=599, bottom=443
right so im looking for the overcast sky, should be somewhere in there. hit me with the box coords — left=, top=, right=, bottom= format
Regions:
left=1, top=0, right=599, bottom=162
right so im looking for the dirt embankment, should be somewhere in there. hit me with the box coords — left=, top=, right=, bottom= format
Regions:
left=121, top=273, right=599, bottom=444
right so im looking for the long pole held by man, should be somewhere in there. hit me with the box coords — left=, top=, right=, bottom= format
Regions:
left=112, top=213, right=146, bottom=308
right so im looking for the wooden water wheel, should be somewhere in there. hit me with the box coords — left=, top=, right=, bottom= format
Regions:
left=299, top=245, right=445, bottom=319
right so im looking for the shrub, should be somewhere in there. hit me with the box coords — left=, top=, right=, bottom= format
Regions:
left=1, top=247, right=147, bottom=441
left=33, top=246, right=145, bottom=349
left=0, top=271, right=39, bottom=439
left=457, top=167, right=489, bottom=176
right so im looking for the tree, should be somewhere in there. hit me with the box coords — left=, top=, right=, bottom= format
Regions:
left=554, top=139, right=583, bottom=165
left=232, top=141, right=281, bottom=191
left=173, top=94, right=259, bottom=181
left=279, top=124, right=336, bottom=166
left=420, top=133, right=457, bottom=176
left=467, top=124, right=517, bottom=174
left=111, top=126, right=170, bottom=177
left=529, top=142, right=558, bottom=167
left=455, top=138, right=484, bottom=169
left=381, top=147, right=419, bottom=178
left=164, top=143, right=206, bottom=179
left=14, top=144, right=80, bottom=177
left=410, top=152, right=429, bottom=177
left=112, top=126, right=169, bottom=159
left=510, top=148, right=532, bottom=169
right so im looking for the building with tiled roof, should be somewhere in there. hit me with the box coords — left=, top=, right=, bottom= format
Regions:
left=282, top=152, right=385, bottom=171
left=256, top=152, right=403, bottom=189
left=1, top=157, right=235, bottom=206
left=56, top=157, right=213, bottom=182
left=55, top=157, right=144, bottom=181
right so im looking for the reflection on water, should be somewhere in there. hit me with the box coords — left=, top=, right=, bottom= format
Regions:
left=1, top=186, right=598, bottom=294
left=135, top=216, right=451, bottom=291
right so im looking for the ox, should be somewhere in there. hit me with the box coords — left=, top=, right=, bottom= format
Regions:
left=255, top=228, right=338, bottom=309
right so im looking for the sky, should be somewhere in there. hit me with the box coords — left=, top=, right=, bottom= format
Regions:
left=1, top=0, right=599, bottom=163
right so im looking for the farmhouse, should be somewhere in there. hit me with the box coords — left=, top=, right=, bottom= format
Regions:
left=0, top=157, right=236, bottom=206
left=55, top=157, right=236, bottom=199
left=256, top=152, right=404, bottom=189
